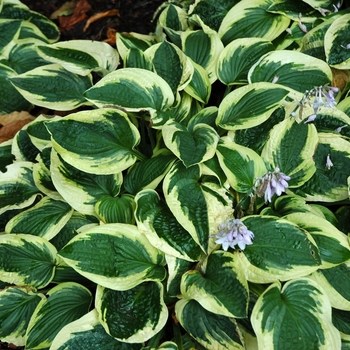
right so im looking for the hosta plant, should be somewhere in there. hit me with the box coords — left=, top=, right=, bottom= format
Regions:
left=1, top=0, right=350, bottom=349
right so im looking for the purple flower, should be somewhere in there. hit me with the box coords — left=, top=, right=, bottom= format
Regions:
left=326, top=154, right=333, bottom=170
left=214, top=218, right=254, bottom=251
left=254, top=167, right=291, bottom=203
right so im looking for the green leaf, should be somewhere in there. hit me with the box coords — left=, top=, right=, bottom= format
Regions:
left=135, top=189, right=202, bottom=261
left=216, top=138, right=267, bottom=193
left=231, top=106, right=286, bottom=154
left=0, top=19, right=21, bottom=53
left=0, top=162, right=39, bottom=215
left=181, top=24, right=224, bottom=83
left=0, top=63, right=32, bottom=114
left=5, top=196, right=73, bottom=240
left=158, top=4, right=188, bottom=32
left=184, top=59, right=211, bottom=103
left=0, top=234, right=57, bottom=288
left=284, top=212, right=350, bottom=268
left=309, top=263, right=350, bottom=310
left=163, top=162, right=233, bottom=254
left=292, top=133, right=350, bottom=201
left=166, top=255, right=193, bottom=297
left=50, top=149, right=123, bottom=214
left=189, top=0, right=239, bottom=31
left=251, top=278, right=341, bottom=350
left=84, top=68, right=174, bottom=113
left=0, top=287, right=44, bottom=346
left=116, top=32, right=156, bottom=62
left=145, top=41, right=194, bottom=93
left=46, top=108, right=140, bottom=175
left=218, top=0, right=290, bottom=46
left=162, top=119, right=219, bottom=167
left=25, top=282, right=92, bottom=350
left=325, top=13, right=350, bottom=68
left=217, top=37, right=274, bottom=85
left=95, top=194, right=135, bottom=224
left=124, top=48, right=154, bottom=70
left=50, top=309, right=142, bottom=350
left=10, top=63, right=92, bottom=110
left=2, top=39, right=50, bottom=74
left=0, top=141, right=15, bottom=172
left=248, top=50, right=333, bottom=93
left=59, top=223, right=166, bottom=290
left=123, top=153, right=176, bottom=195
left=175, top=299, right=244, bottom=350
left=237, top=216, right=321, bottom=283
left=37, top=40, right=119, bottom=76
left=261, top=118, right=318, bottom=187
left=180, top=250, right=248, bottom=318
left=216, top=82, right=289, bottom=131
left=96, top=281, right=168, bottom=343
left=0, top=3, right=60, bottom=42
left=332, top=308, right=350, bottom=341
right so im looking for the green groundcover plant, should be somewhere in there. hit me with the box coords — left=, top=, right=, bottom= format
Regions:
left=0, top=0, right=350, bottom=349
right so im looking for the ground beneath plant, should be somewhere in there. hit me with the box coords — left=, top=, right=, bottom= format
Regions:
left=0, top=0, right=165, bottom=347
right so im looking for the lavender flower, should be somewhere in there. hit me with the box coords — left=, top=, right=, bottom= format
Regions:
left=254, top=167, right=291, bottom=203
left=214, top=218, right=254, bottom=251
left=326, top=154, right=333, bottom=170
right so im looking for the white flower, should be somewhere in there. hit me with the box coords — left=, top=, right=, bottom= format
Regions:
left=254, top=167, right=291, bottom=203
left=326, top=154, right=333, bottom=170
left=335, top=125, right=347, bottom=133
left=304, top=114, right=317, bottom=123
left=214, top=218, right=254, bottom=251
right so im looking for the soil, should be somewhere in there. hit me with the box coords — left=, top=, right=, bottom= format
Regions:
left=21, top=0, right=165, bottom=41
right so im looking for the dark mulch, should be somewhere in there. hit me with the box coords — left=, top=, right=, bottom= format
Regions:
left=21, top=0, right=165, bottom=42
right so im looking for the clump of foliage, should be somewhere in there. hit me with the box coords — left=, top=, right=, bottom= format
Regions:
left=1, top=0, right=350, bottom=349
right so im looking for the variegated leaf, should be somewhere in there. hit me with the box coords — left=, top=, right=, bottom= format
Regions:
left=261, top=118, right=318, bottom=187
left=0, top=287, right=44, bottom=346
left=46, top=108, right=141, bottom=175
left=251, top=278, right=341, bottom=350
left=37, top=40, right=119, bottom=76
left=25, top=282, right=92, bottom=350
left=180, top=250, right=248, bottom=318
left=0, top=234, right=57, bottom=288
left=5, top=196, right=73, bottom=241
left=84, top=68, right=174, bottom=113
left=325, top=13, right=350, bottom=69
left=162, top=119, right=219, bottom=168
left=217, top=37, right=274, bottom=85
left=96, top=281, right=168, bottom=343
left=216, top=82, right=289, bottom=131
left=290, top=133, right=350, bottom=201
left=50, top=309, right=142, bottom=350
left=145, top=41, right=194, bottom=93
left=218, top=0, right=290, bottom=45
left=237, top=215, right=321, bottom=283
left=163, top=162, right=233, bottom=254
left=216, top=138, right=267, bottom=193
left=135, top=189, right=202, bottom=261
left=58, top=223, right=166, bottom=290
left=10, top=63, right=92, bottom=110
left=248, top=50, right=333, bottom=93
left=175, top=299, right=244, bottom=350
left=0, top=161, right=39, bottom=215
left=50, top=149, right=123, bottom=214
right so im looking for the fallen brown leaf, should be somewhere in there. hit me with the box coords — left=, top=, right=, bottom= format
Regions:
left=83, top=9, right=120, bottom=32
left=332, top=67, right=350, bottom=91
left=103, top=27, right=117, bottom=46
left=58, top=0, right=91, bottom=32
left=50, top=0, right=78, bottom=20
left=0, top=111, right=35, bottom=143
